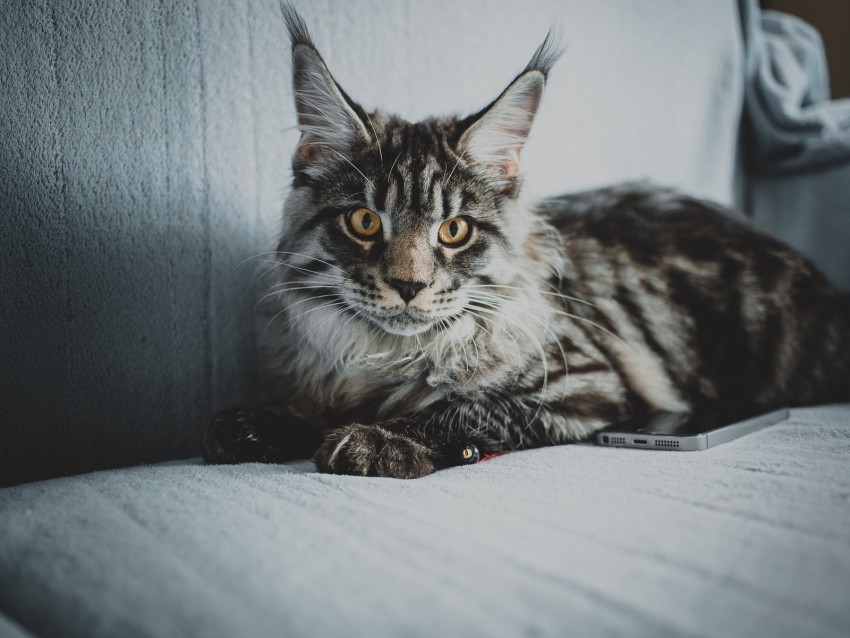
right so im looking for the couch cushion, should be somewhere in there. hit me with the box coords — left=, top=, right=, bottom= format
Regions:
left=1, top=406, right=848, bottom=637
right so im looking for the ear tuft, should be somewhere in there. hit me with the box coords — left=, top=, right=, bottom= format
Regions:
left=282, top=3, right=370, bottom=166
left=280, top=1, right=315, bottom=51
left=523, top=26, right=564, bottom=79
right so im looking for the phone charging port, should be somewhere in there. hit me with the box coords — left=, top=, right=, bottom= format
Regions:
left=633, top=439, right=648, bottom=445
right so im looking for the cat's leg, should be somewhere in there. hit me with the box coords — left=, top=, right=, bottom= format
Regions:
left=203, top=404, right=322, bottom=465
left=315, top=423, right=437, bottom=479
left=314, top=417, right=502, bottom=479
left=314, top=390, right=630, bottom=478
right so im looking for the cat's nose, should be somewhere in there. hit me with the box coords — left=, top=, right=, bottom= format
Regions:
left=385, top=277, right=429, bottom=303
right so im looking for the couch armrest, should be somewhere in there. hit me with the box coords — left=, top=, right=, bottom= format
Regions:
left=750, top=162, right=850, bottom=290
left=738, top=0, right=850, bottom=289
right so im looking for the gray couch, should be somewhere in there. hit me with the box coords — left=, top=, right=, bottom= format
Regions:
left=2, top=1, right=849, bottom=636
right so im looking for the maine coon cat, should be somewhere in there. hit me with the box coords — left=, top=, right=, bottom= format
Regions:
left=203, top=5, right=850, bottom=478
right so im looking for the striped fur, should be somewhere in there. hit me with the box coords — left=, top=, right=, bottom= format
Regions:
left=203, top=5, right=850, bottom=478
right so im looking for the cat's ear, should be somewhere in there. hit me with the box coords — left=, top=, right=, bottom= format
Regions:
left=457, top=30, right=562, bottom=189
left=457, top=73, right=544, bottom=187
left=282, top=4, right=370, bottom=166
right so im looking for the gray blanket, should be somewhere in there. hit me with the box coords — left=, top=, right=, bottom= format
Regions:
left=2, top=405, right=849, bottom=637
left=743, top=3, right=850, bottom=290
left=742, top=2, right=850, bottom=173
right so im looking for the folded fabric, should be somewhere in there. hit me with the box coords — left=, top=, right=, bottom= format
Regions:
left=741, top=0, right=850, bottom=173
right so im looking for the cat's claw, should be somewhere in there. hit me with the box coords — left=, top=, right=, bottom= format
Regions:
left=315, top=424, right=435, bottom=479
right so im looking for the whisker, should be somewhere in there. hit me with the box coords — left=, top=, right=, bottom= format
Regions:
left=325, top=305, right=371, bottom=353
left=246, top=258, right=348, bottom=284
left=466, top=283, right=596, bottom=309
left=278, top=293, right=344, bottom=320
left=338, top=190, right=366, bottom=207
left=277, top=263, right=348, bottom=282
left=237, top=251, right=346, bottom=276
left=446, top=145, right=467, bottom=184
left=267, top=294, right=344, bottom=334
left=256, top=284, right=336, bottom=306
left=387, top=150, right=403, bottom=181
left=300, top=304, right=354, bottom=353
left=264, top=298, right=345, bottom=336
left=266, top=251, right=349, bottom=275
left=326, top=147, right=374, bottom=189
left=466, top=291, right=568, bottom=396
left=361, top=315, right=390, bottom=354
left=363, top=111, right=384, bottom=167
left=264, top=278, right=337, bottom=291
left=463, top=308, right=516, bottom=372
left=466, top=301, right=549, bottom=428
left=466, top=289, right=631, bottom=351
left=468, top=330, right=481, bottom=379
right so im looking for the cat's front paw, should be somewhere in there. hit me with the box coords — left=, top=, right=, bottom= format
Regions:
left=315, top=424, right=435, bottom=479
left=203, top=405, right=321, bottom=465
left=203, top=408, right=275, bottom=464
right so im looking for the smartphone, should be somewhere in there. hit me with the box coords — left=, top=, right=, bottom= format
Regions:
left=593, top=408, right=789, bottom=451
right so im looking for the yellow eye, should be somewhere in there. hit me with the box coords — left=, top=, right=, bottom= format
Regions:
left=346, top=208, right=382, bottom=239
left=438, top=217, right=471, bottom=246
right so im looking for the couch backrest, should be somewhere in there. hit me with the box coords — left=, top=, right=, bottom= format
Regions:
left=0, top=0, right=745, bottom=486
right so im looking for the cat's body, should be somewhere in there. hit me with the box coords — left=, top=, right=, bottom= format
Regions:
left=203, top=7, right=850, bottom=477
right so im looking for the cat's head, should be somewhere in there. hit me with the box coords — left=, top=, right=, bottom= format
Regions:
left=278, top=5, right=561, bottom=338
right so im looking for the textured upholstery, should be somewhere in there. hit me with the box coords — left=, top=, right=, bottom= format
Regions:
left=0, top=406, right=848, bottom=638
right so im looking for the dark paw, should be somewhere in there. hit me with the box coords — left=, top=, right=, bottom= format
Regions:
left=203, top=406, right=321, bottom=465
left=315, top=424, right=435, bottom=479
left=203, top=408, right=277, bottom=464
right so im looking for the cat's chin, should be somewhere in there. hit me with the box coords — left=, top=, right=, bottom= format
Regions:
left=371, top=317, right=434, bottom=337
left=368, top=312, right=437, bottom=336
left=383, top=324, right=433, bottom=337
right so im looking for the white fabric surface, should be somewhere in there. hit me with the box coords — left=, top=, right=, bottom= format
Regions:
left=1, top=406, right=849, bottom=637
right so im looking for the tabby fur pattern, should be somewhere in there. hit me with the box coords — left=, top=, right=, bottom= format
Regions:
left=203, top=5, right=850, bottom=478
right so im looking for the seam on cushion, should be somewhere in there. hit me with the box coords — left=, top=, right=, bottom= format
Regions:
left=157, top=0, right=180, bottom=451
left=49, top=2, right=73, bottom=449
left=246, top=0, right=262, bottom=402
left=192, top=0, right=214, bottom=421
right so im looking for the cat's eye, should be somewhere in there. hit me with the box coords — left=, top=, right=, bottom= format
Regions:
left=438, top=217, right=471, bottom=246
left=346, top=208, right=382, bottom=239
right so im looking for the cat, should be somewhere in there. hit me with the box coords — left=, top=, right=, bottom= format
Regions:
left=202, top=5, right=850, bottom=478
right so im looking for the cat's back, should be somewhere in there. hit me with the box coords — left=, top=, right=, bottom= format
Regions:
left=541, top=184, right=789, bottom=262
left=540, top=184, right=827, bottom=295
left=537, top=183, right=850, bottom=408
